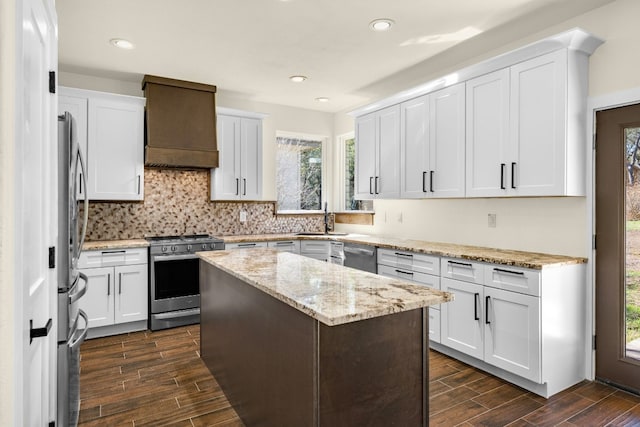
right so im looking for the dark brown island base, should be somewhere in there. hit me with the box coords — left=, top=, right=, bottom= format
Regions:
left=198, top=248, right=452, bottom=426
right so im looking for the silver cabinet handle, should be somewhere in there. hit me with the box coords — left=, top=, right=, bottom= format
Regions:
left=422, top=171, right=427, bottom=193
left=500, top=163, right=506, bottom=190
left=236, top=178, right=240, bottom=195
left=119, top=272, right=122, bottom=294
left=448, top=260, right=473, bottom=268
left=107, top=273, right=111, bottom=296
left=430, top=171, right=434, bottom=193
left=369, top=177, right=374, bottom=195
left=395, top=252, right=413, bottom=258
left=511, top=162, right=517, bottom=189
left=137, top=174, right=141, bottom=194
left=375, top=176, right=380, bottom=194
left=395, top=269, right=413, bottom=276
left=493, top=267, right=525, bottom=276
left=243, top=178, right=247, bottom=196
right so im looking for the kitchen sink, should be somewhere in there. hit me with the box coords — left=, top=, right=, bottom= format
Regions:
left=295, top=232, right=348, bottom=236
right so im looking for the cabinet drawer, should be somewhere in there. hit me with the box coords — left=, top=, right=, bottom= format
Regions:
left=225, top=242, right=268, bottom=250
left=377, top=265, right=440, bottom=289
left=484, top=265, right=541, bottom=297
left=377, top=248, right=440, bottom=275
left=78, top=248, right=147, bottom=269
left=300, top=240, right=329, bottom=255
left=441, top=257, right=484, bottom=284
left=267, top=240, right=300, bottom=253
left=429, top=307, right=441, bottom=343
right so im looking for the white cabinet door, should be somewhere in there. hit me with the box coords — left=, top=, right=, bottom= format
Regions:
left=510, top=50, right=567, bottom=196
left=400, top=95, right=429, bottom=198
left=78, top=267, right=114, bottom=328
left=484, top=287, right=541, bottom=382
left=240, top=117, right=262, bottom=200
left=58, top=91, right=88, bottom=199
left=429, top=83, right=465, bottom=198
left=354, top=112, right=377, bottom=199
left=88, top=95, right=144, bottom=200
left=466, top=69, right=510, bottom=197
left=212, top=114, right=242, bottom=199
left=114, top=264, right=148, bottom=324
left=376, top=105, right=401, bottom=198
left=441, top=278, right=484, bottom=359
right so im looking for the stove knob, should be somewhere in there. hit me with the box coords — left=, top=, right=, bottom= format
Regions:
left=202, top=244, right=207, bottom=250
left=210, top=243, right=217, bottom=250
left=171, top=245, right=177, bottom=252
left=187, top=244, right=192, bottom=252
left=162, top=246, right=167, bottom=253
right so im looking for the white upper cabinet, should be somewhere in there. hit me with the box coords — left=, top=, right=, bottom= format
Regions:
left=352, top=29, right=602, bottom=200
left=401, top=84, right=465, bottom=199
left=400, top=95, right=429, bottom=198
left=211, top=109, right=264, bottom=200
left=467, top=49, right=578, bottom=197
left=355, top=104, right=400, bottom=199
left=58, top=87, right=145, bottom=201
left=429, top=84, right=465, bottom=198
left=88, top=94, right=145, bottom=200
left=466, top=69, right=510, bottom=197
left=510, top=49, right=569, bottom=196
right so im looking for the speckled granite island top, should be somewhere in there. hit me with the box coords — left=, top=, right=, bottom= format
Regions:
left=221, top=233, right=586, bottom=270
left=198, top=248, right=453, bottom=326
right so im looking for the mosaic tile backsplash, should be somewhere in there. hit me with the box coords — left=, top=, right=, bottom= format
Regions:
left=85, top=169, right=327, bottom=241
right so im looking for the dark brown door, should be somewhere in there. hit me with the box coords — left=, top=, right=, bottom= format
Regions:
left=596, top=103, right=640, bottom=392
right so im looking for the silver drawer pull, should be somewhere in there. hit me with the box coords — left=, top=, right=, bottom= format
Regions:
left=493, top=268, right=525, bottom=276
left=102, top=250, right=126, bottom=255
left=395, top=269, right=413, bottom=276
left=238, top=243, right=257, bottom=247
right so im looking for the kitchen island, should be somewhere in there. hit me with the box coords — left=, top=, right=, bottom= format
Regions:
left=198, top=248, right=452, bottom=427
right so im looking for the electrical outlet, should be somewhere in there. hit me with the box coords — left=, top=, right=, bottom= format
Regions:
left=240, top=211, right=247, bottom=222
left=488, top=213, right=497, bottom=228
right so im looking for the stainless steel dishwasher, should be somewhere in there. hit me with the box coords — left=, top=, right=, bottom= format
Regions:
left=343, top=242, right=377, bottom=273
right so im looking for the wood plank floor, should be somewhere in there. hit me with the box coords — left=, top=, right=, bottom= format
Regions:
left=79, top=325, right=640, bottom=426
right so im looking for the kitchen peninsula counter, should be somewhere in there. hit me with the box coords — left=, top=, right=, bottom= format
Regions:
left=220, top=233, right=586, bottom=269
left=198, top=248, right=452, bottom=426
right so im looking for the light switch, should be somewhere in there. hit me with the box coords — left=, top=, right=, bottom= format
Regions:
left=240, top=211, right=247, bottom=222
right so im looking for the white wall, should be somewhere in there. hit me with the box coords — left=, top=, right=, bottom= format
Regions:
left=58, top=72, right=335, bottom=202
left=334, top=0, right=640, bottom=258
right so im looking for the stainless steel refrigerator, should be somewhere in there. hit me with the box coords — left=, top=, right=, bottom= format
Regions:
left=57, top=111, right=89, bottom=427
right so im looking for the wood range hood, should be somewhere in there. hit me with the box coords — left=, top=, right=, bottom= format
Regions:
left=142, top=75, right=219, bottom=168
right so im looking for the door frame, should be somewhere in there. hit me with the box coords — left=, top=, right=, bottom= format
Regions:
left=587, top=86, right=640, bottom=381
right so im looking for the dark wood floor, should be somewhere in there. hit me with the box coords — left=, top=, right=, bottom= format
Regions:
left=79, top=325, right=640, bottom=426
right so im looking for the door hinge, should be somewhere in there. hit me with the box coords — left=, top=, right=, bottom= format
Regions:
left=592, top=235, right=597, bottom=250
left=593, top=335, right=597, bottom=350
left=48, top=246, right=55, bottom=269
left=49, top=71, right=56, bottom=94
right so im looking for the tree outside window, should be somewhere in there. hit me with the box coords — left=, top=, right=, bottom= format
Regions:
left=276, top=136, right=323, bottom=210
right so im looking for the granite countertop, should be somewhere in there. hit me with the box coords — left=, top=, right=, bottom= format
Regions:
left=83, top=239, right=149, bottom=250
left=220, top=233, right=586, bottom=270
left=198, top=248, right=453, bottom=326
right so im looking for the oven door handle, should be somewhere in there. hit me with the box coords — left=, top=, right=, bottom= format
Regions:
left=153, top=254, right=199, bottom=262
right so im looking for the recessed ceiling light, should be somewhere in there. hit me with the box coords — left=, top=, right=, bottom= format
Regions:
left=110, top=38, right=134, bottom=49
left=369, top=18, right=394, bottom=32
left=289, top=75, right=307, bottom=83
left=315, top=97, right=330, bottom=103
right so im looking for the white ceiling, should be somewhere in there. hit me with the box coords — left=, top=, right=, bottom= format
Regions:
left=56, top=0, right=614, bottom=113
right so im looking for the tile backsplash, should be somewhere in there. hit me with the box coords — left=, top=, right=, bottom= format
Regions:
left=85, top=169, right=326, bottom=241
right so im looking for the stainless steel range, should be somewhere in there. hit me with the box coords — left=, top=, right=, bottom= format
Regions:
left=148, top=234, right=224, bottom=330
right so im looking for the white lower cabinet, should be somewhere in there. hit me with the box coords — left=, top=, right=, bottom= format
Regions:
left=78, top=248, right=148, bottom=338
left=436, top=257, right=585, bottom=397
left=225, top=241, right=268, bottom=250
left=300, top=240, right=330, bottom=262
left=267, top=240, right=300, bottom=253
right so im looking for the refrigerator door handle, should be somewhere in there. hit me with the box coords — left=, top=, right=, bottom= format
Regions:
left=68, top=272, right=88, bottom=305
left=76, top=148, right=89, bottom=256
left=68, top=309, right=89, bottom=350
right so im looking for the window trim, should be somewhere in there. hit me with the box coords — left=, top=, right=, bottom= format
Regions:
left=275, top=131, right=328, bottom=214
left=337, top=132, right=374, bottom=213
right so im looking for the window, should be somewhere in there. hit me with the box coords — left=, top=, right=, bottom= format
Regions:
left=276, top=134, right=324, bottom=211
left=341, top=134, right=373, bottom=211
